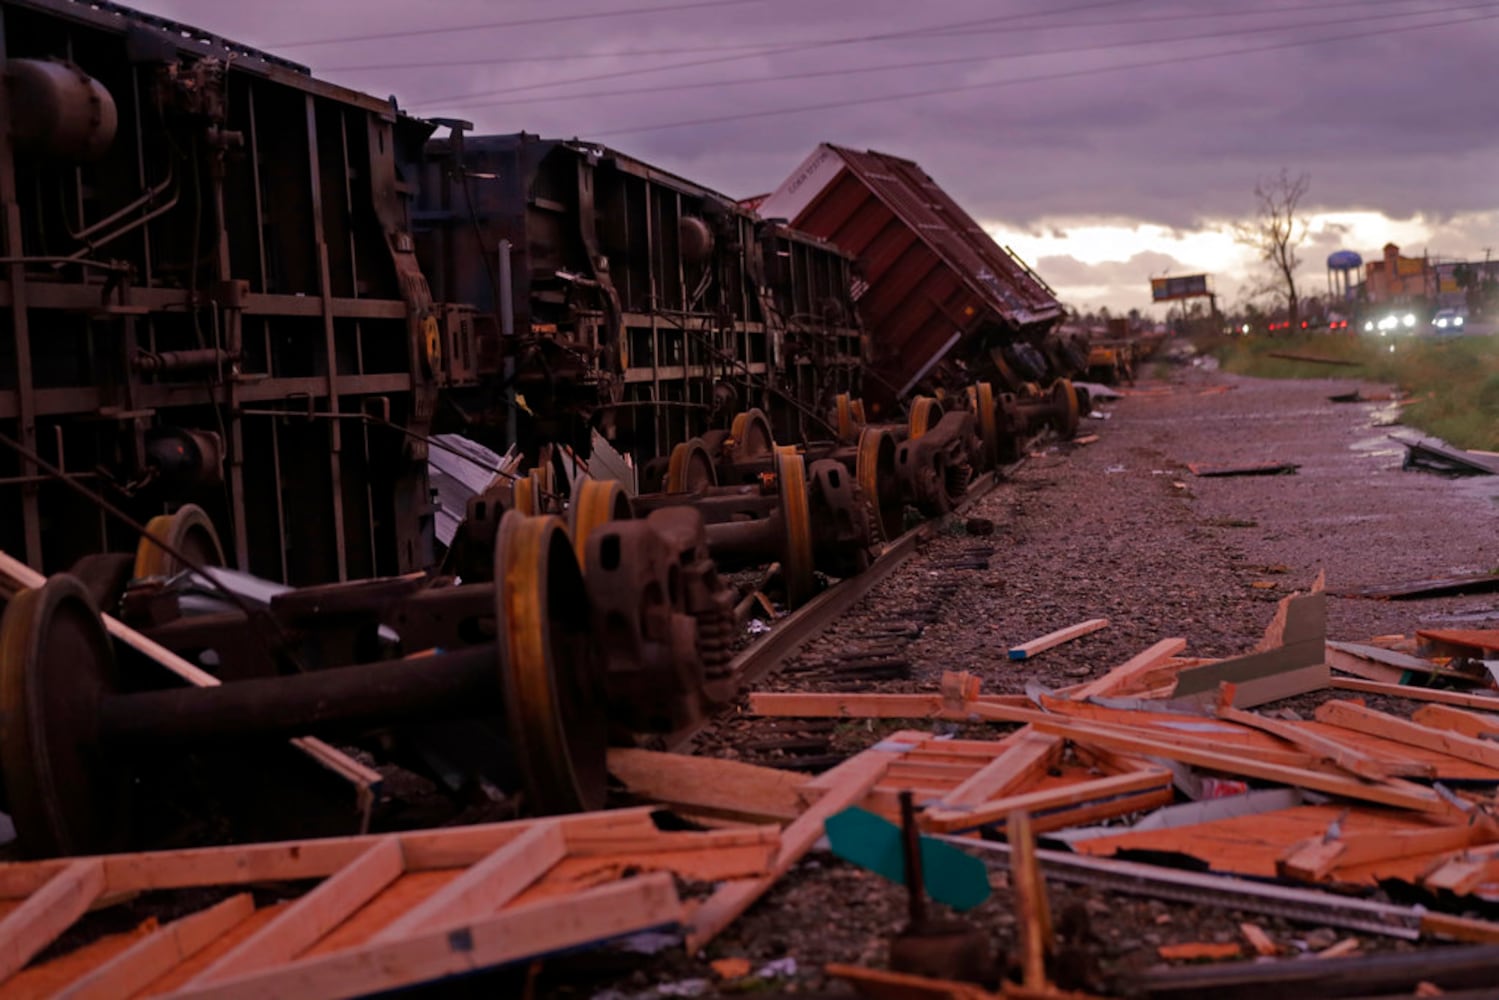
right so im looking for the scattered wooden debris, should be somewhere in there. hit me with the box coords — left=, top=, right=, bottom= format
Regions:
left=1239, top=922, right=1278, bottom=956
left=1265, top=351, right=1360, bottom=366
left=1186, top=461, right=1300, bottom=477
left=1398, top=436, right=1499, bottom=476
left=0, top=809, right=746, bottom=998
left=1157, top=941, right=1241, bottom=961
left=1008, top=617, right=1110, bottom=661
left=606, top=747, right=806, bottom=823
left=1173, top=584, right=1328, bottom=709
left=1331, top=572, right=1499, bottom=601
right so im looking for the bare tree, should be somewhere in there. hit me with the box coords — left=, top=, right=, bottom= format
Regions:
left=1235, top=170, right=1310, bottom=331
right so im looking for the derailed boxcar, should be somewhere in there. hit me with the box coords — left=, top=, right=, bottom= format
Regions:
left=413, top=132, right=862, bottom=461
left=0, top=0, right=442, bottom=583
left=758, top=143, right=1067, bottom=412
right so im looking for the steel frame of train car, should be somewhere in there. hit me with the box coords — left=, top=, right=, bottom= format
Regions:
left=0, top=1, right=864, bottom=587
left=0, top=0, right=441, bottom=585
left=414, top=131, right=862, bottom=464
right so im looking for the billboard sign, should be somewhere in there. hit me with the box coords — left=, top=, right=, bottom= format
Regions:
left=1150, top=274, right=1211, bottom=302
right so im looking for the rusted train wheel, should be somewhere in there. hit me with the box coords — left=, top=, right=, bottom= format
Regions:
left=494, top=513, right=608, bottom=814
left=776, top=450, right=817, bottom=609
left=908, top=396, right=942, bottom=439
left=0, top=574, right=128, bottom=857
left=567, top=478, right=632, bottom=568
left=665, top=438, right=718, bottom=494
left=856, top=427, right=903, bottom=543
left=133, top=503, right=225, bottom=579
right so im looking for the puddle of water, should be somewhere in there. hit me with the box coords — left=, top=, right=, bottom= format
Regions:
left=1349, top=434, right=1404, bottom=459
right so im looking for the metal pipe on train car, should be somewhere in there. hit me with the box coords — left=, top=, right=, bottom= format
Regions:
left=96, top=645, right=499, bottom=747
left=500, top=238, right=517, bottom=449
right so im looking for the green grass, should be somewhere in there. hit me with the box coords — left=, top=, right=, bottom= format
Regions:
left=1198, top=332, right=1499, bottom=451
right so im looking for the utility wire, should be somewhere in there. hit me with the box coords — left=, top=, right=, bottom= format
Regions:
left=267, top=0, right=787, bottom=49
left=409, top=0, right=1149, bottom=107
left=418, top=0, right=1499, bottom=112
left=321, top=0, right=1457, bottom=72
left=579, top=7, right=1499, bottom=138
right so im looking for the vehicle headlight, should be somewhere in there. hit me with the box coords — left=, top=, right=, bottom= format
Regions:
left=1455, top=316, right=1464, bottom=326
left=1436, top=318, right=1448, bottom=328
left=1363, top=321, right=1374, bottom=331
left=1402, top=313, right=1416, bottom=327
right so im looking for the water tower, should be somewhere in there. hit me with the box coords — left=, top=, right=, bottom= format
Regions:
left=1326, top=250, right=1362, bottom=301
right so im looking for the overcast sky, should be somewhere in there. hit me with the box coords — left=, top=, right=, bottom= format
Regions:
left=131, top=0, right=1499, bottom=312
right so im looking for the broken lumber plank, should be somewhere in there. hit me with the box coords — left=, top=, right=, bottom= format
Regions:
left=1265, top=351, right=1360, bottom=366
left=1007, top=618, right=1109, bottom=661
left=1009, top=810, right=1052, bottom=990
left=1315, top=700, right=1499, bottom=771
left=607, top=747, right=806, bottom=822
left=1217, top=702, right=1427, bottom=781
left=1240, top=922, right=1278, bottom=957
left=686, top=743, right=900, bottom=951
left=0, top=551, right=381, bottom=817
left=185, top=839, right=406, bottom=986
left=1412, top=704, right=1499, bottom=739
left=1068, top=638, right=1187, bottom=700
left=749, top=691, right=1028, bottom=719
left=1418, top=628, right=1499, bottom=657
left=0, top=809, right=662, bottom=901
left=1331, top=573, right=1499, bottom=601
left=936, top=731, right=1062, bottom=808
left=0, top=859, right=105, bottom=986
left=966, top=702, right=1454, bottom=814
left=1331, top=678, right=1499, bottom=710
left=1281, top=824, right=1485, bottom=883
left=57, top=894, right=256, bottom=1000
left=562, top=826, right=781, bottom=857
left=1420, top=911, right=1499, bottom=944
left=1158, top=941, right=1242, bottom=960
left=1174, top=591, right=1328, bottom=708
left=164, top=873, right=684, bottom=1000
left=1326, top=640, right=1440, bottom=682
left=1317, top=937, right=1360, bottom=958
left=370, top=822, right=565, bottom=942
left=1277, top=838, right=1350, bottom=881
left=1187, top=461, right=1300, bottom=477
left=924, top=770, right=1172, bottom=833
left=825, top=963, right=998, bottom=999
left=1423, top=854, right=1499, bottom=895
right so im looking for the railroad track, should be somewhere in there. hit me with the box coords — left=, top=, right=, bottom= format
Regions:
left=668, top=464, right=1016, bottom=753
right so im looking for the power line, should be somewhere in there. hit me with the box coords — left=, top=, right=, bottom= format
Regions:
left=413, top=0, right=1499, bottom=113
left=317, top=0, right=1459, bottom=72
left=577, top=7, right=1499, bottom=138
left=266, top=0, right=781, bottom=49
left=410, top=0, right=1149, bottom=107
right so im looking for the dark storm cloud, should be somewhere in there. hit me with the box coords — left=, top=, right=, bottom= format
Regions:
left=132, top=0, right=1498, bottom=242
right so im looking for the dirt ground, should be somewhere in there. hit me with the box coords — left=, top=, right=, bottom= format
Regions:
left=552, top=356, right=1499, bottom=998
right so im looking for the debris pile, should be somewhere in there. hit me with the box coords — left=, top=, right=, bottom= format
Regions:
left=7, top=578, right=1499, bottom=997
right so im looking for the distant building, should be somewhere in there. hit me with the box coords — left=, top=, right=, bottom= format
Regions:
left=1362, top=243, right=1429, bottom=304
left=1360, top=243, right=1499, bottom=308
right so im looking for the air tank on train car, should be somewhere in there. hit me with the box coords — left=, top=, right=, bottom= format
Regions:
left=4, top=58, right=117, bottom=160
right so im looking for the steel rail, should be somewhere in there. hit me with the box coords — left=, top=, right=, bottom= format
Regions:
left=667, top=463, right=1014, bottom=751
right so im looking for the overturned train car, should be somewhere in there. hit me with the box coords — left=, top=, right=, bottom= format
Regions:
left=0, top=0, right=863, bottom=586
